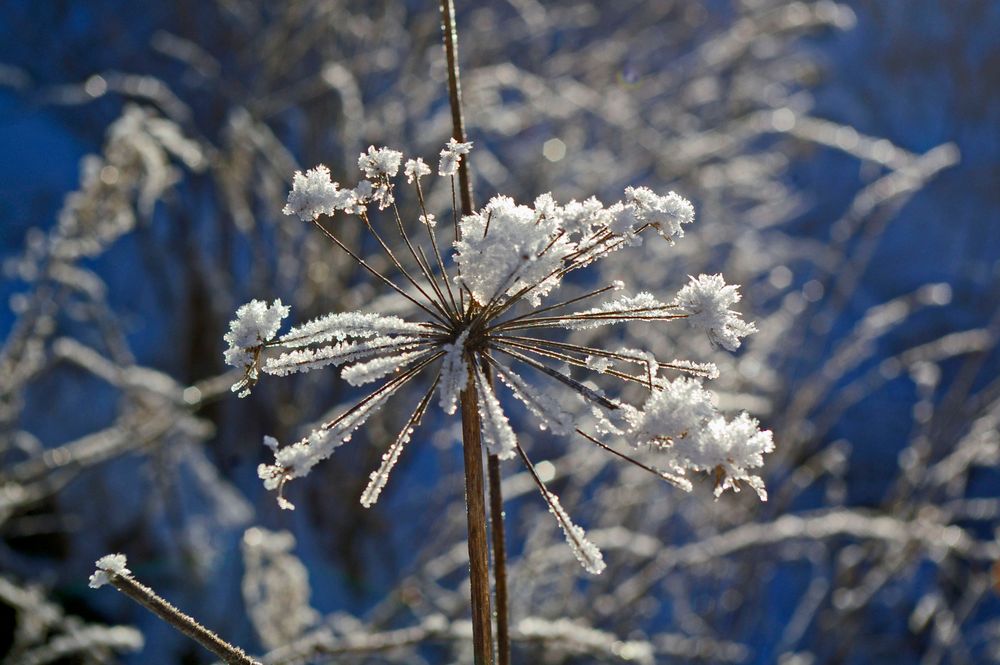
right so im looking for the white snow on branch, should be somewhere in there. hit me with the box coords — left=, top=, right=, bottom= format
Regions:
left=665, top=358, right=720, bottom=380
left=342, top=348, right=433, bottom=387
left=627, top=377, right=717, bottom=446
left=685, top=413, right=775, bottom=500
left=264, top=336, right=424, bottom=377
left=454, top=195, right=575, bottom=307
left=278, top=312, right=429, bottom=348
left=358, top=145, right=403, bottom=179
left=438, top=330, right=469, bottom=415
left=360, top=384, right=435, bottom=508
left=282, top=165, right=352, bottom=221
left=626, top=378, right=774, bottom=499
left=89, top=553, right=130, bottom=589
left=223, top=299, right=290, bottom=367
left=404, top=157, right=431, bottom=184
left=673, top=274, right=757, bottom=351
left=546, top=490, right=605, bottom=574
left=473, top=366, right=517, bottom=460
left=624, top=186, right=694, bottom=242
left=438, top=137, right=473, bottom=177
left=515, top=617, right=654, bottom=665
left=258, top=371, right=416, bottom=509
left=564, top=292, right=675, bottom=330
left=224, top=299, right=290, bottom=397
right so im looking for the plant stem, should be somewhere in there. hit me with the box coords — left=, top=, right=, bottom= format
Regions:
left=460, top=379, right=495, bottom=665
left=440, top=3, right=510, bottom=662
left=488, top=453, right=511, bottom=665
left=107, top=572, right=261, bottom=665
left=440, top=0, right=474, bottom=217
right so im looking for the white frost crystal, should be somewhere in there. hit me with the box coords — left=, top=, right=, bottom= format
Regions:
left=438, top=330, right=470, bottom=415
left=438, top=137, right=473, bottom=176
left=89, top=553, right=130, bottom=588
left=494, top=363, right=574, bottom=435
left=358, top=145, right=403, bottom=179
left=224, top=299, right=290, bottom=397
left=404, top=157, right=431, bottom=183
left=283, top=165, right=351, bottom=221
left=341, top=348, right=431, bottom=386
left=627, top=377, right=717, bottom=446
left=627, top=377, right=774, bottom=498
left=279, top=311, right=428, bottom=347
left=454, top=195, right=575, bottom=306
left=624, top=186, right=694, bottom=241
left=689, top=413, right=775, bottom=499
left=674, top=273, right=757, bottom=351
left=474, top=367, right=518, bottom=459
left=567, top=292, right=674, bottom=330
left=546, top=491, right=605, bottom=574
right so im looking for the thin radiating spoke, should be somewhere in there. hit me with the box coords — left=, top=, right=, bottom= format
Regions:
left=491, top=343, right=619, bottom=410
left=310, top=219, right=450, bottom=327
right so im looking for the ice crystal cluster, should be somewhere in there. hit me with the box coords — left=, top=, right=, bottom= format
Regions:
left=223, top=141, right=771, bottom=573
left=88, top=553, right=131, bottom=589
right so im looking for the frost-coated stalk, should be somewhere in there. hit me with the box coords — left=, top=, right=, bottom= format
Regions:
left=460, top=376, right=495, bottom=665
left=440, top=3, right=497, bottom=664
left=440, top=0, right=474, bottom=217
left=488, top=453, right=511, bottom=665
left=90, top=557, right=261, bottom=665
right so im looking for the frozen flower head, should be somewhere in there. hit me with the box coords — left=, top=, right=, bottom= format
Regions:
left=624, top=186, right=695, bottom=242
left=358, top=145, right=403, bottom=179
left=404, top=157, right=431, bottom=184
left=223, top=299, right=290, bottom=397
left=673, top=273, right=757, bottom=351
left=438, top=137, right=473, bottom=176
left=283, top=165, right=347, bottom=221
left=228, top=139, right=771, bottom=573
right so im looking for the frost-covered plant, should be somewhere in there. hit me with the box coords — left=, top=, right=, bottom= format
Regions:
left=223, top=139, right=772, bottom=576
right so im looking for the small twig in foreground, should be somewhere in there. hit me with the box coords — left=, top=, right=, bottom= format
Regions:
left=90, top=554, right=262, bottom=665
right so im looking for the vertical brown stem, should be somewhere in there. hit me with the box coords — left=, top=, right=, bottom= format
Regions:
left=460, top=378, right=495, bottom=665
left=440, top=0, right=475, bottom=217
left=440, top=3, right=509, bottom=663
left=488, top=454, right=511, bottom=665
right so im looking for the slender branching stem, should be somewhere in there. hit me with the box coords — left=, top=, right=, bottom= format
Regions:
left=460, top=374, right=495, bottom=665
left=440, top=1, right=474, bottom=218
left=441, top=2, right=499, bottom=663
left=488, top=453, right=511, bottom=665
left=106, top=573, right=261, bottom=665
left=309, top=218, right=450, bottom=326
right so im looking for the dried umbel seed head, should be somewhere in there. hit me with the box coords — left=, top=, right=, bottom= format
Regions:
left=223, top=141, right=771, bottom=573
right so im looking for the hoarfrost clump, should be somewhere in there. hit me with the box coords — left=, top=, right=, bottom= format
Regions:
left=225, top=140, right=772, bottom=571
left=282, top=165, right=348, bottom=221
left=88, top=554, right=130, bottom=589
left=692, top=413, right=775, bottom=499
left=673, top=273, right=757, bottom=351
left=404, top=157, right=431, bottom=183
left=624, top=186, right=695, bottom=242
left=223, top=299, right=290, bottom=397
left=357, top=145, right=403, bottom=179
left=453, top=195, right=575, bottom=306
left=628, top=378, right=774, bottom=497
left=438, top=137, right=473, bottom=176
